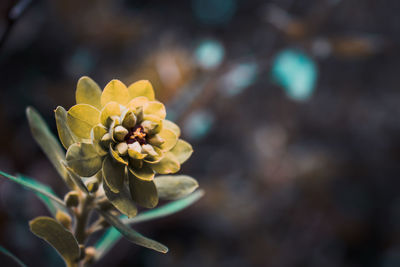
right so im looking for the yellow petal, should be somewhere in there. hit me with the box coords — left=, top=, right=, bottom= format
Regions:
left=158, top=127, right=178, bottom=151
left=143, top=101, right=166, bottom=119
left=126, top=96, right=149, bottom=111
left=91, top=124, right=108, bottom=141
left=163, top=120, right=181, bottom=138
left=127, top=80, right=155, bottom=101
left=150, top=152, right=180, bottom=174
left=76, top=76, right=102, bottom=109
left=100, top=101, right=121, bottom=127
left=101, top=79, right=130, bottom=107
left=170, top=139, right=193, bottom=164
left=67, top=104, right=100, bottom=139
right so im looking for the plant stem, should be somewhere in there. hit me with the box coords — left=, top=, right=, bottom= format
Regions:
left=75, top=194, right=94, bottom=244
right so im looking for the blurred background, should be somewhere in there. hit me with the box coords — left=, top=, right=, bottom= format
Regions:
left=1, top=0, right=400, bottom=266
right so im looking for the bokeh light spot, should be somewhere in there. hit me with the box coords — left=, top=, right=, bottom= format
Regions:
left=271, top=49, right=317, bottom=102
left=195, top=39, right=225, bottom=70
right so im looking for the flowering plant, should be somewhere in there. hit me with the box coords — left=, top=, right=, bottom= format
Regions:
left=0, top=77, right=202, bottom=267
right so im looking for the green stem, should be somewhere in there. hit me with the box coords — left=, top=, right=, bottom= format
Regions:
left=75, top=194, right=94, bottom=244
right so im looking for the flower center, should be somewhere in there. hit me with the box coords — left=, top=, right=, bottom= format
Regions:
left=124, top=125, right=147, bottom=145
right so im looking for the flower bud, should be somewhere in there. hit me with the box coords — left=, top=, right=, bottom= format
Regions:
left=105, top=115, right=121, bottom=128
left=100, top=133, right=112, bottom=148
left=114, top=126, right=129, bottom=142
left=64, top=191, right=80, bottom=207
left=56, top=210, right=72, bottom=229
left=135, top=106, right=144, bottom=122
left=84, top=247, right=96, bottom=264
left=85, top=178, right=99, bottom=193
left=122, top=111, right=137, bottom=129
left=141, top=144, right=158, bottom=157
left=148, top=134, right=165, bottom=146
left=128, top=142, right=146, bottom=159
left=141, top=120, right=158, bottom=134
left=116, top=142, right=128, bottom=156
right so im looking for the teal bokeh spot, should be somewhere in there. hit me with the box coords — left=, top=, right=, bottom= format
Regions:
left=195, top=39, right=225, bottom=69
left=183, top=111, right=214, bottom=140
left=271, top=49, right=318, bottom=101
left=192, top=0, right=237, bottom=25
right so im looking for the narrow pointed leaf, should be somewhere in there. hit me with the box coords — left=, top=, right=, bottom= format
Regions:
left=0, top=171, right=65, bottom=208
left=94, top=190, right=203, bottom=260
left=29, top=217, right=80, bottom=267
left=154, top=175, right=198, bottom=200
left=123, top=190, right=204, bottom=225
left=16, top=174, right=67, bottom=216
left=94, top=227, right=121, bottom=261
left=0, top=245, right=27, bottom=267
left=26, top=107, right=73, bottom=188
left=96, top=209, right=168, bottom=253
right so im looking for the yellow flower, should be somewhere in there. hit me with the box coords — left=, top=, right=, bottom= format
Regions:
left=55, top=76, right=193, bottom=215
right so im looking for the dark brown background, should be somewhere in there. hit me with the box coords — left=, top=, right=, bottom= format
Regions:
left=1, top=0, right=400, bottom=266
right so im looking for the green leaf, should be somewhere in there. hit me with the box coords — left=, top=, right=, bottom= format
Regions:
left=95, top=209, right=168, bottom=254
left=102, top=156, right=125, bottom=193
left=0, top=245, right=27, bottom=267
left=66, top=142, right=103, bottom=177
left=130, top=165, right=155, bottom=181
left=26, top=106, right=74, bottom=188
left=103, top=179, right=137, bottom=218
left=62, top=163, right=89, bottom=194
left=17, top=174, right=67, bottom=216
left=0, top=171, right=66, bottom=209
left=29, top=216, right=80, bottom=267
left=94, top=190, right=203, bottom=260
left=123, top=190, right=204, bottom=225
left=55, top=106, right=79, bottom=150
left=128, top=169, right=158, bottom=208
left=154, top=175, right=198, bottom=200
